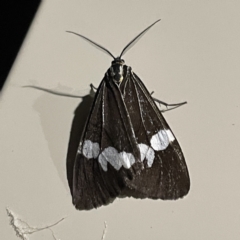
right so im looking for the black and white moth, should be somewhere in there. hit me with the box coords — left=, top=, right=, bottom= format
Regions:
left=67, top=19, right=190, bottom=210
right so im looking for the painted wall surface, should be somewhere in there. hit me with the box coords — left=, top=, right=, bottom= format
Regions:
left=1, top=1, right=240, bottom=239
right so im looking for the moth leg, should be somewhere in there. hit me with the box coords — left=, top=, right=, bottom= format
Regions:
left=151, top=91, right=187, bottom=112
left=90, top=83, right=98, bottom=91
left=153, top=98, right=187, bottom=107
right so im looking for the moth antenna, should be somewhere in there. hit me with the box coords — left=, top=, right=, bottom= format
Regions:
left=66, top=31, right=115, bottom=59
left=119, top=19, right=161, bottom=58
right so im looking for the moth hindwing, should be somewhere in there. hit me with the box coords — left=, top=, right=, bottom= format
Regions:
left=68, top=19, right=190, bottom=210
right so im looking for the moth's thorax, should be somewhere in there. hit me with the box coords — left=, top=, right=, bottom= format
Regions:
left=109, top=58, right=126, bottom=84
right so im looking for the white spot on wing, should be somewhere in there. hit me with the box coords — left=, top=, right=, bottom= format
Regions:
left=98, top=147, right=122, bottom=171
left=92, top=143, right=100, bottom=158
left=150, top=130, right=169, bottom=151
left=166, top=129, right=175, bottom=142
left=82, top=140, right=100, bottom=159
left=138, top=143, right=155, bottom=167
left=146, top=148, right=155, bottom=167
left=98, top=155, right=108, bottom=171
left=119, top=152, right=135, bottom=169
left=138, top=143, right=148, bottom=161
left=77, top=142, right=82, bottom=154
left=98, top=147, right=136, bottom=171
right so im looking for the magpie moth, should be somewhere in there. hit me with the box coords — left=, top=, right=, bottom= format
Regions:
left=67, top=19, right=190, bottom=210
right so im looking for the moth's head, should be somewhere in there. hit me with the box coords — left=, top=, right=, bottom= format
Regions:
left=110, top=58, right=125, bottom=84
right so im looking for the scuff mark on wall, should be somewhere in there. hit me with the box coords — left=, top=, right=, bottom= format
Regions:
left=101, top=221, right=107, bottom=240
left=6, top=207, right=64, bottom=240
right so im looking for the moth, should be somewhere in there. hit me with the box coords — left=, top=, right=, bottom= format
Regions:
left=67, top=19, right=190, bottom=210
